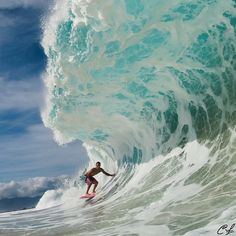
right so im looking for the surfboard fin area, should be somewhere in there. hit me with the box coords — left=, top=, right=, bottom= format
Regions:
left=80, top=193, right=96, bottom=199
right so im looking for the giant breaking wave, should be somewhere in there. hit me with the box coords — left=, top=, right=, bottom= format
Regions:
left=40, top=0, right=236, bottom=235
left=1, top=0, right=236, bottom=235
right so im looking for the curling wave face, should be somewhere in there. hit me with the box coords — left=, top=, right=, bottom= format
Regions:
left=42, top=0, right=236, bottom=164
left=1, top=0, right=236, bottom=235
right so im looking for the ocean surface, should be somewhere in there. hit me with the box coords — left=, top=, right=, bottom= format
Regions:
left=1, top=0, right=236, bottom=235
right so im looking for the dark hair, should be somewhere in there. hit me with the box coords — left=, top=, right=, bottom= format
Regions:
left=96, top=161, right=101, bottom=165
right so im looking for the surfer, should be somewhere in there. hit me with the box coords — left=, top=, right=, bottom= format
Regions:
left=84, top=161, right=115, bottom=194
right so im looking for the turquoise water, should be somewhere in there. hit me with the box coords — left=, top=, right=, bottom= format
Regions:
left=1, top=0, right=236, bottom=235
left=44, top=0, right=236, bottom=150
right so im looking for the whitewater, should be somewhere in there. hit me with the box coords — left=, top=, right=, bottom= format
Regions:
left=1, top=0, right=236, bottom=235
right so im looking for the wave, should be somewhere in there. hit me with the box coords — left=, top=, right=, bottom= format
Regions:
left=1, top=0, right=236, bottom=235
left=42, top=0, right=236, bottom=160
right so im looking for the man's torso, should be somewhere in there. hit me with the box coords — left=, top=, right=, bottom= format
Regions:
left=86, top=167, right=102, bottom=177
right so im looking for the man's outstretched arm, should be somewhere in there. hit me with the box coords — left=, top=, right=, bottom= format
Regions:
left=101, top=168, right=115, bottom=176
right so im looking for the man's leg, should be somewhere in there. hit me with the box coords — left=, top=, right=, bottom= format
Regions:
left=86, top=183, right=92, bottom=194
left=92, top=180, right=98, bottom=193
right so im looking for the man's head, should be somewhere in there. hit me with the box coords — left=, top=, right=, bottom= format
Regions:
left=96, top=161, right=101, bottom=168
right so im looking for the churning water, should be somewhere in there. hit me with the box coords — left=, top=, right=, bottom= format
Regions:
left=1, top=0, right=236, bottom=235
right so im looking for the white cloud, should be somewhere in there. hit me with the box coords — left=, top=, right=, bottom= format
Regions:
left=0, top=176, right=67, bottom=199
left=0, top=77, right=43, bottom=111
left=0, top=0, right=54, bottom=9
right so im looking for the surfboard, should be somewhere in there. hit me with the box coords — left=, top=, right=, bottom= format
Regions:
left=80, top=193, right=96, bottom=199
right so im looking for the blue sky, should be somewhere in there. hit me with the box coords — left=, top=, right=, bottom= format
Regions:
left=0, top=0, right=88, bottom=182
